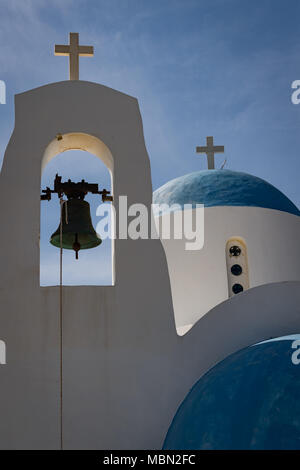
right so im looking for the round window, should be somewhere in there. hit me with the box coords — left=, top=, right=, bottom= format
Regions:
left=232, top=283, right=244, bottom=295
left=229, top=245, right=241, bottom=257
left=231, top=264, right=242, bottom=276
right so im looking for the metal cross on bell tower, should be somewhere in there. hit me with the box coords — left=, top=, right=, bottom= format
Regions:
left=55, top=32, right=94, bottom=80
left=196, top=136, right=225, bottom=170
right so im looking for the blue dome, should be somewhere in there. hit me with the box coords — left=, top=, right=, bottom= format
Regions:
left=153, top=170, right=300, bottom=216
left=164, top=335, right=300, bottom=450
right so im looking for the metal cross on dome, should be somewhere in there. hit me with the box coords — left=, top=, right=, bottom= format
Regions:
left=196, top=136, right=225, bottom=170
left=55, top=32, right=94, bottom=80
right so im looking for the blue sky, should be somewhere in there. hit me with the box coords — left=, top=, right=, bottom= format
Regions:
left=0, top=0, right=299, bottom=285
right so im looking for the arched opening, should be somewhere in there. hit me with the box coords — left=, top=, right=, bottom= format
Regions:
left=226, top=237, right=249, bottom=297
left=40, top=133, right=114, bottom=286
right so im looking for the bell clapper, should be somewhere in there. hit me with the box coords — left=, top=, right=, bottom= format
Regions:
left=72, top=233, right=81, bottom=260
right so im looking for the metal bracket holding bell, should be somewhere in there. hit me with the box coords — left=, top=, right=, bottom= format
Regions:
left=41, top=173, right=113, bottom=202
left=41, top=174, right=113, bottom=259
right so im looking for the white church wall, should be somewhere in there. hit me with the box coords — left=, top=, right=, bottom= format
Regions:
left=157, top=205, right=300, bottom=334
left=0, top=80, right=179, bottom=449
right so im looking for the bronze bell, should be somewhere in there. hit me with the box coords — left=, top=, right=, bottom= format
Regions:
left=50, top=199, right=101, bottom=259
